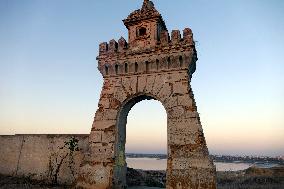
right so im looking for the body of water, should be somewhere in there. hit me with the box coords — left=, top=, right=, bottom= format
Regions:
left=126, top=158, right=279, bottom=171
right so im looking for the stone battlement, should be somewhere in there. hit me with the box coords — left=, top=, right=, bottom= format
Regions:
left=97, top=28, right=196, bottom=78
left=99, top=28, right=194, bottom=54
left=96, top=0, right=198, bottom=79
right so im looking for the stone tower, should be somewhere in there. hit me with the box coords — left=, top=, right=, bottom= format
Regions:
left=76, top=0, right=216, bottom=188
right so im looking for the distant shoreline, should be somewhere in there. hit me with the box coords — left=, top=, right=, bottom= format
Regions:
left=126, top=153, right=284, bottom=165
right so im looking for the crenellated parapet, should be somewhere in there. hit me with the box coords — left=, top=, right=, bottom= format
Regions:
left=97, top=28, right=196, bottom=78
left=99, top=28, right=194, bottom=54
left=118, top=37, right=127, bottom=52
left=96, top=0, right=198, bottom=79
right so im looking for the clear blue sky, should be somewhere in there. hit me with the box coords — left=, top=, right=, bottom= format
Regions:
left=0, top=0, right=283, bottom=156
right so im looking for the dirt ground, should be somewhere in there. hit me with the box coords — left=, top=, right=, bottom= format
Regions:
left=1, top=166, right=283, bottom=189
left=0, top=175, right=63, bottom=189
left=0, top=175, right=164, bottom=189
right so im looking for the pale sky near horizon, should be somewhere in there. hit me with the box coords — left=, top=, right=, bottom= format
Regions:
left=0, top=0, right=283, bottom=156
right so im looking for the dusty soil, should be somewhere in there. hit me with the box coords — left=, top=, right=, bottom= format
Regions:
left=217, top=166, right=284, bottom=189
left=0, top=174, right=163, bottom=189
left=1, top=166, right=283, bottom=189
left=0, top=175, right=66, bottom=189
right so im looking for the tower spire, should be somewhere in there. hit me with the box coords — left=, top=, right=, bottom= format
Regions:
left=143, top=0, right=149, bottom=4
left=142, top=0, right=154, bottom=11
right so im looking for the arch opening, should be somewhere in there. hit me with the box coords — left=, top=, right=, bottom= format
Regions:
left=167, top=57, right=171, bottom=69
left=135, top=62, right=138, bottom=73
left=125, top=63, right=128, bottom=73
left=156, top=59, right=159, bottom=70
left=113, top=94, right=167, bottom=188
left=115, top=64, right=119, bottom=74
left=137, top=27, right=147, bottom=37
left=179, top=56, right=183, bottom=67
left=105, top=65, right=109, bottom=75
left=145, top=61, right=150, bottom=73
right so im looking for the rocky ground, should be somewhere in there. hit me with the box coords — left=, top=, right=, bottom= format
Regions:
left=217, top=166, right=284, bottom=189
left=0, top=166, right=283, bottom=189
left=127, top=168, right=166, bottom=188
left=0, top=174, right=63, bottom=189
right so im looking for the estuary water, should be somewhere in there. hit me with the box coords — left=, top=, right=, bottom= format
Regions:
left=126, top=158, right=279, bottom=171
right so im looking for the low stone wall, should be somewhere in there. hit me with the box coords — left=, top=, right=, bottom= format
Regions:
left=0, top=134, right=89, bottom=185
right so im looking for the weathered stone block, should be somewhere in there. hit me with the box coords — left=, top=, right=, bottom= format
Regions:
left=177, top=94, right=192, bottom=106
left=98, top=98, right=110, bottom=109
left=164, top=95, right=178, bottom=108
left=122, top=76, right=138, bottom=95
left=92, top=120, right=116, bottom=130
left=173, top=81, right=188, bottom=95
left=89, top=143, right=114, bottom=160
left=113, top=87, right=128, bottom=103
left=77, top=163, right=113, bottom=188
left=145, top=75, right=155, bottom=93
left=103, top=109, right=118, bottom=120
left=152, top=75, right=165, bottom=95
left=89, top=131, right=102, bottom=143
left=118, top=37, right=127, bottom=52
left=166, top=72, right=188, bottom=83
left=102, top=131, right=115, bottom=143
left=112, top=78, right=122, bottom=87
left=168, top=118, right=199, bottom=135
left=184, top=110, right=199, bottom=119
left=137, top=76, right=147, bottom=92
left=160, top=31, right=169, bottom=45
left=94, top=109, right=104, bottom=121
left=99, top=42, right=108, bottom=53
left=109, top=39, right=118, bottom=52
left=158, top=82, right=172, bottom=101
left=168, top=106, right=184, bottom=119
left=169, top=132, right=195, bottom=145
left=171, top=30, right=181, bottom=45
left=109, top=98, right=121, bottom=110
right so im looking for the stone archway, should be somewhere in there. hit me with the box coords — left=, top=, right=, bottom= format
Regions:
left=113, top=93, right=164, bottom=188
left=76, top=1, right=216, bottom=188
left=77, top=71, right=216, bottom=189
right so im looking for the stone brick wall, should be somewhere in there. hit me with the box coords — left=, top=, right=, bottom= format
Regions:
left=0, top=134, right=88, bottom=185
